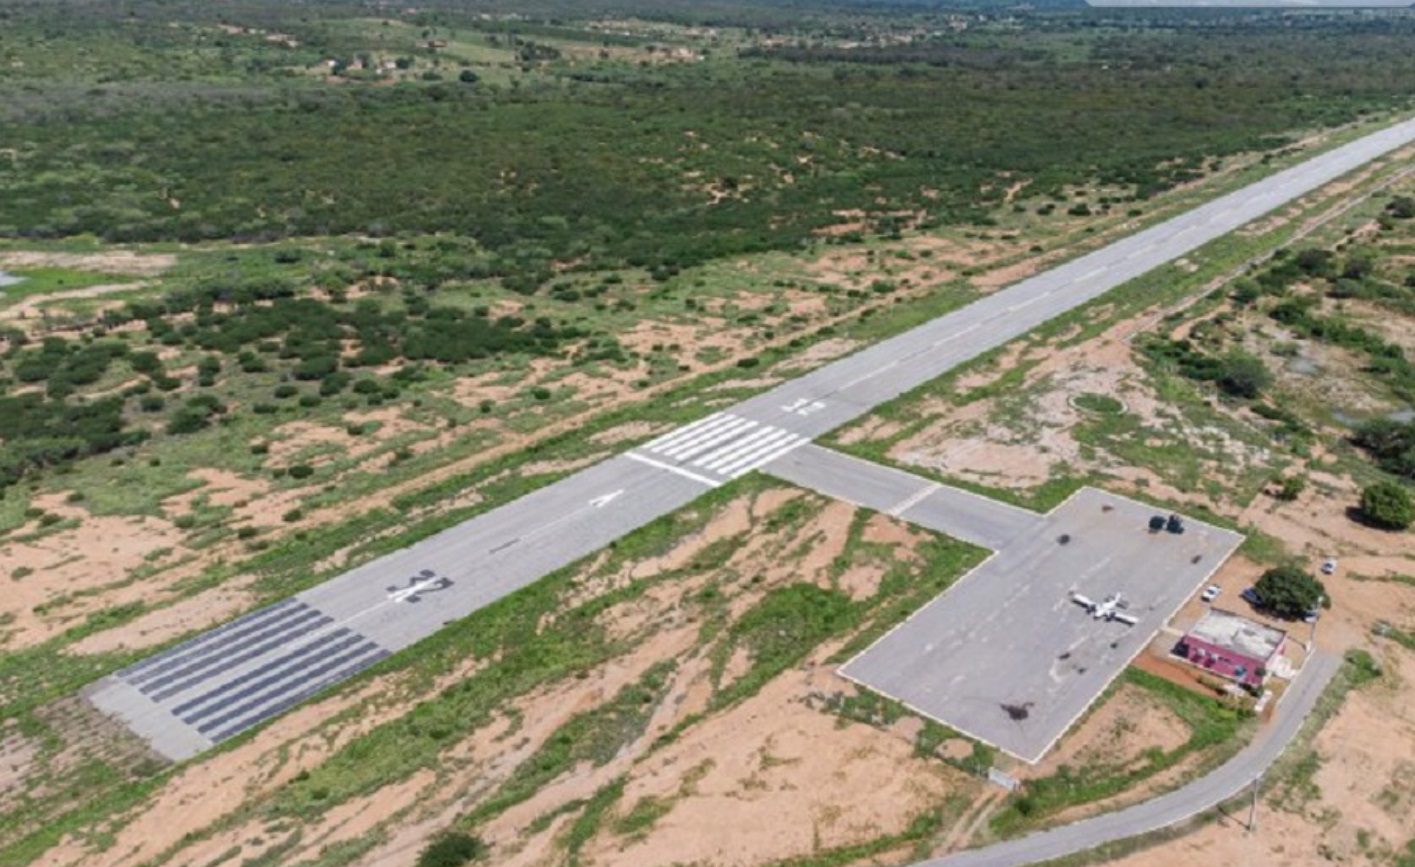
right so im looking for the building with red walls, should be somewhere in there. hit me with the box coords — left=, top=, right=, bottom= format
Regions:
left=1175, top=609, right=1285, bottom=688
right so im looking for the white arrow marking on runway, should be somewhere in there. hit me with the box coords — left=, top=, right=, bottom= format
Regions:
left=487, top=489, right=631, bottom=555
left=589, top=490, right=624, bottom=508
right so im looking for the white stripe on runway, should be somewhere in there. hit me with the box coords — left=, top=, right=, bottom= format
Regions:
left=646, top=413, right=735, bottom=454
left=694, top=426, right=785, bottom=469
left=717, top=433, right=808, bottom=478
left=624, top=452, right=722, bottom=487
left=642, top=412, right=723, bottom=451
left=889, top=483, right=941, bottom=517
left=659, top=416, right=757, bottom=459
left=698, top=427, right=796, bottom=471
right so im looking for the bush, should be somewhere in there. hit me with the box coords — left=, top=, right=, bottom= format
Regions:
left=1274, top=476, right=1306, bottom=502
left=1353, top=419, right=1415, bottom=480
left=1254, top=564, right=1325, bottom=619
left=417, top=832, right=486, bottom=867
left=1359, top=481, right=1413, bottom=530
left=167, top=407, right=210, bottom=435
left=288, top=464, right=314, bottom=479
left=1216, top=352, right=1272, bottom=399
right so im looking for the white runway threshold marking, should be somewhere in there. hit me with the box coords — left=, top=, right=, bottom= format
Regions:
left=633, top=412, right=809, bottom=481
left=624, top=452, right=722, bottom=487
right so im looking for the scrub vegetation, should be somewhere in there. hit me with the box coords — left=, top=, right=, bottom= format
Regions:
left=2, top=0, right=1414, bottom=865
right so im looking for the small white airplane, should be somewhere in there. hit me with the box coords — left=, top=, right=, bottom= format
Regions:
left=1070, top=591, right=1138, bottom=625
left=387, top=569, right=453, bottom=603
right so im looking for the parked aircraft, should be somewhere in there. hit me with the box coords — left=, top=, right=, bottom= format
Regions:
left=1070, top=591, right=1138, bottom=625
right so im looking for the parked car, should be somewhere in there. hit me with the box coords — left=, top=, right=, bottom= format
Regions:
left=1241, top=587, right=1264, bottom=607
left=1201, top=584, right=1221, bottom=603
left=1321, top=557, right=1338, bottom=576
left=1166, top=513, right=1185, bottom=534
left=1148, top=514, right=1166, bottom=532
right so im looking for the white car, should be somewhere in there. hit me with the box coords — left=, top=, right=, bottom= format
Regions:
left=1321, top=558, right=1338, bottom=576
left=1200, top=584, right=1221, bottom=603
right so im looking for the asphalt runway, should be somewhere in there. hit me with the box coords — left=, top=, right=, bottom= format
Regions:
left=86, top=116, right=1415, bottom=761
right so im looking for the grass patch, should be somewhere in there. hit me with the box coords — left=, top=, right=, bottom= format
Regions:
left=990, top=667, right=1252, bottom=837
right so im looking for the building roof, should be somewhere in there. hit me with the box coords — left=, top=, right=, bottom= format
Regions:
left=1186, top=609, right=1285, bottom=662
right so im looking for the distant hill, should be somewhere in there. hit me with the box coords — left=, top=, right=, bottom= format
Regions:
left=1088, top=0, right=1411, bottom=6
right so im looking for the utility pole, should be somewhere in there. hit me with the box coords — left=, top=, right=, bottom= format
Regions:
left=1248, top=772, right=1262, bottom=833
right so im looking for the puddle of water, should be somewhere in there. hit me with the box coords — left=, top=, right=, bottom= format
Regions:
left=0, top=271, right=23, bottom=288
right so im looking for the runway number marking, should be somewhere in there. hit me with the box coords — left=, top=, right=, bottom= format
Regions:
left=781, top=398, right=826, bottom=417
left=386, top=569, right=453, bottom=603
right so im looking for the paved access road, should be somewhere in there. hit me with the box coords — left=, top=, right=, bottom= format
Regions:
left=766, top=444, right=1043, bottom=548
left=918, top=651, right=1341, bottom=867
left=87, top=117, right=1415, bottom=761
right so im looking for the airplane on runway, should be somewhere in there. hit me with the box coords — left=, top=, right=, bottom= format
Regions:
left=1070, top=591, right=1138, bottom=625
left=387, top=569, right=453, bottom=603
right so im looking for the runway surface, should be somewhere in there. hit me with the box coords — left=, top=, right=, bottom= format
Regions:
left=86, top=116, right=1415, bottom=761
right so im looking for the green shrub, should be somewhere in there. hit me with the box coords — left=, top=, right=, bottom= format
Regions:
left=1359, top=481, right=1413, bottom=530
left=1216, top=351, right=1272, bottom=399
left=1274, top=476, right=1306, bottom=502
left=417, top=832, right=486, bottom=867
left=288, top=464, right=314, bottom=480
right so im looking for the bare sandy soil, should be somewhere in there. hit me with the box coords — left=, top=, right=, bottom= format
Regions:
left=37, top=486, right=983, bottom=867
left=0, top=250, right=175, bottom=276
left=877, top=314, right=1274, bottom=511
left=1112, top=643, right=1415, bottom=867
left=1033, top=684, right=1191, bottom=782
left=1, top=493, right=191, bottom=648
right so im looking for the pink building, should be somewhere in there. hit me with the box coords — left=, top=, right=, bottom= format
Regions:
left=1175, top=609, right=1285, bottom=688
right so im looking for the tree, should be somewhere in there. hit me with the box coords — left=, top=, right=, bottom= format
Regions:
left=1216, top=351, right=1272, bottom=399
left=417, top=833, right=486, bottom=867
left=1254, top=565, right=1325, bottom=619
left=1359, top=481, right=1413, bottom=530
left=458, top=69, right=479, bottom=84
left=1353, top=419, right=1415, bottom=480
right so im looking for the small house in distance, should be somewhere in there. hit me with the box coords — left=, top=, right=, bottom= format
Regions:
left=1174, top=609, right=1286, bottom=688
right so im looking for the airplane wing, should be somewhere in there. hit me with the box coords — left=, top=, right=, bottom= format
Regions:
left=1071, top=593, right=1095, bottom=608
left=1113, top=612, right=1138, bottom=625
